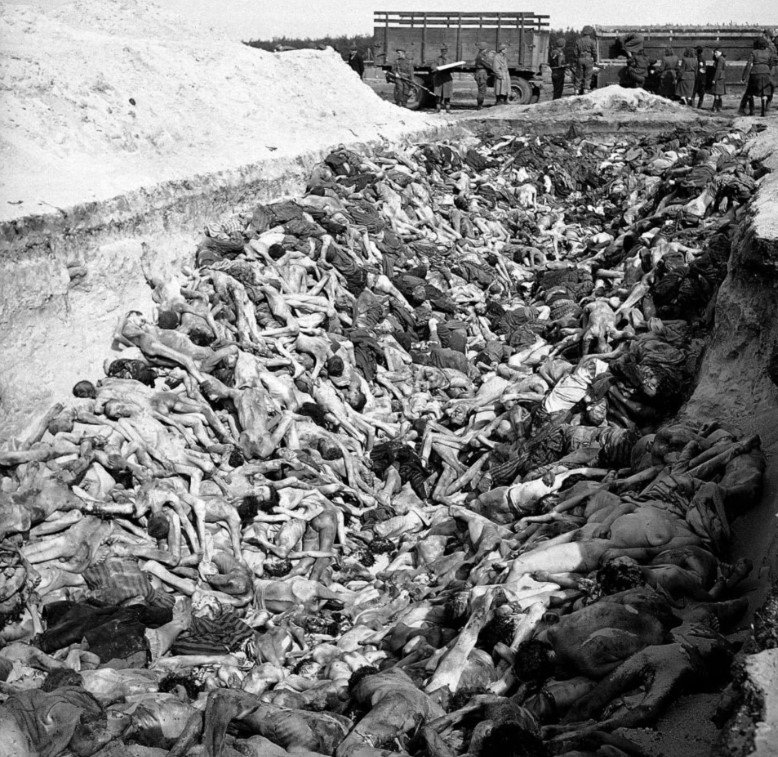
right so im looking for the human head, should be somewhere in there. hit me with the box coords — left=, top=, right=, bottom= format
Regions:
left=147, top=512, right=170, bottom=540
left=241, top=487, right=279, bottom=518
left=684, top=47, right=694, bottom=57
left=441, top=45, right=448, bottom=53
left=325, top=355, right=344, bottom=377
left=478, top=723, right=549, bottom=757
left=555, top=36, right=566, bottom=48
left=763, top=28, right=774, bottom=39
left=395, top=47, right=406, bottom=59
left=582, top=25, right=595, bottom=37
left=477, top=41, right=487, bottom=50
left=696, top=45, right=704, bottom=56
left=664, top=46, right=674, bottom=56
left=596, top=557, right=646, bottom=595
left=157, top=310, right=179, bottom=329
left=103, top=399, right=134, bottom=419
left=263, top=556, right=293, bottom=577
left=755, top=36, right=768, bottom=50
left=498, top=42, right=508, bottom=51
left=350, top=43, right=357, bottom=51
left=513, top=639, right=555, bottom=684
left=72, top=380, right=97, bottom=399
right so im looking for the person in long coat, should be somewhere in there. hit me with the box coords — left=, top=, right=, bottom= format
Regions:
left=660, top=46, right=679, bottom=99
left=433, top=46, right=454, bottom=112
left=675, top=47, right=697, bottom=104
left=493, top=42, right=511, bottom=104
left=710, top=47, right=726, bottom=112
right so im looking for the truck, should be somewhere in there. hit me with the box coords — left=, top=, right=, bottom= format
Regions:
left=594, top=26, right=767, bottom=89
left=373, top=10, right=550, bottom=109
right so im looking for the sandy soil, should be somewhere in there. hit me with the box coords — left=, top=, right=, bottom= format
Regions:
left=0, top=0, right=435, bottom=222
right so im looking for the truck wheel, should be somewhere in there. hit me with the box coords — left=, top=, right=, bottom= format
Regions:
left=406, top=75, right=431, bottom=110
left=510, top=76, right=533, bottom=105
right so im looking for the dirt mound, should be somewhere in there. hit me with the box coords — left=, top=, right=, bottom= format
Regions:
left=533, top=84, right=684, bottom=115
left=0, top=0, right=433, bottom=221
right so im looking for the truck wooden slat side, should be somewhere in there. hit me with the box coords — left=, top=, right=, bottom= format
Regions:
left=374, top=10, right=550, bottom=109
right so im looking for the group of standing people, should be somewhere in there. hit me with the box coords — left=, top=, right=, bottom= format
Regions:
left=656, top=45, right=726, bottom=111
left=547, top=26, right=599, bottom=100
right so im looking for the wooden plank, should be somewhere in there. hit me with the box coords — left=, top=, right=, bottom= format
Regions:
left=375, top=11, right=550, bottom=19
left=378, top=19, right=549, bottom=29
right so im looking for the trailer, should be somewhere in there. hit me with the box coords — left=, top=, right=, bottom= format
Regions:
left=373, top=10, right=550, bottom=109
left=594, top=25, right=767, bottom=88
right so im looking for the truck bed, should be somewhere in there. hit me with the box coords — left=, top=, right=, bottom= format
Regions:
left=374, top=11, right=549, bottom=72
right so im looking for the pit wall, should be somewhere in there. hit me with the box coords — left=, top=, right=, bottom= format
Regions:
left=0, top=125, right=462, bottom=441
left=685, top=123, right=778, bottom=757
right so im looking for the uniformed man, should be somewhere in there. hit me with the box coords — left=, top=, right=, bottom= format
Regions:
left=433, top=45, right=454, bottom=112
left=474, top=41, right=490, bottom=110
left=390, top=48, right=414, bottom=108
left=549, top=36, right=567, bottom=100
left=347, top=43, right=365, bottom=79
left=573, top=25, right=598, bottom=95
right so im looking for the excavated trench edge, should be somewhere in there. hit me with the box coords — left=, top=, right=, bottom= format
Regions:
left=1, top=115, right=776, bottom=756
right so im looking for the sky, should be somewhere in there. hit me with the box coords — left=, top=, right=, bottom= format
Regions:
left=173, top=0, right=778, bottom=40
left=3, top=0, right=777, bottom=40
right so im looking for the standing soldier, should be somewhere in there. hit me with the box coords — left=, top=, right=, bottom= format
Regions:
left=390, top=48, right=414, bottom=108
left=710, top=46, right=726, bottom=113
left=493, top=42, right=511, bottom=104
left=549, top=36, right=567, bottom=100
left=692, top=47, right=708, bottom=109
left=347, top=43, right=364, bottom=79
left=573, top=25, right=598, bottom=95
left=474, top=41, right=490, bottom=110
left=433, top=45, right=454, bottom=112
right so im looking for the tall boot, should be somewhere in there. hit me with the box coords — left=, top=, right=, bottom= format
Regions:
left=476, top=97, right=484, bottom=110
left=761, top=96, right=766, bottom=117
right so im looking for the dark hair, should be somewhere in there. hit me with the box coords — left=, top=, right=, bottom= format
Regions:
left=298, top=401, right=329, bottom=427
left=41, top=667, right=84, bottom=691
left=188, top=329, right=213, bottom=347
left=263, top=557, right=293, bottom=577
left=479, top=723, right=549, bottom=757
left=268, top=243, right=287, bottom=260
left=237, top=494, right=260, bottom=522
left=228, top=447, right=245, bottom=468
left=513, top=639, right=555, bottom=684
left=147, top=512, right=170, bottom=539
left=158, top=673, right=204, bottom=699
left=478, top=614, right=516, bottom=651
left=595, top=559, right=646, bottom=595
left=755, top=37, right=768, bottom=49
left=73, top=380, right=96, bottom=399
left=326, top=355, right=344, bottom=377
left=241, top=489, right=279, bottom=519
left=347, top=665, right=379, bottom=693
left=157, top=310, right=180, bottom=329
